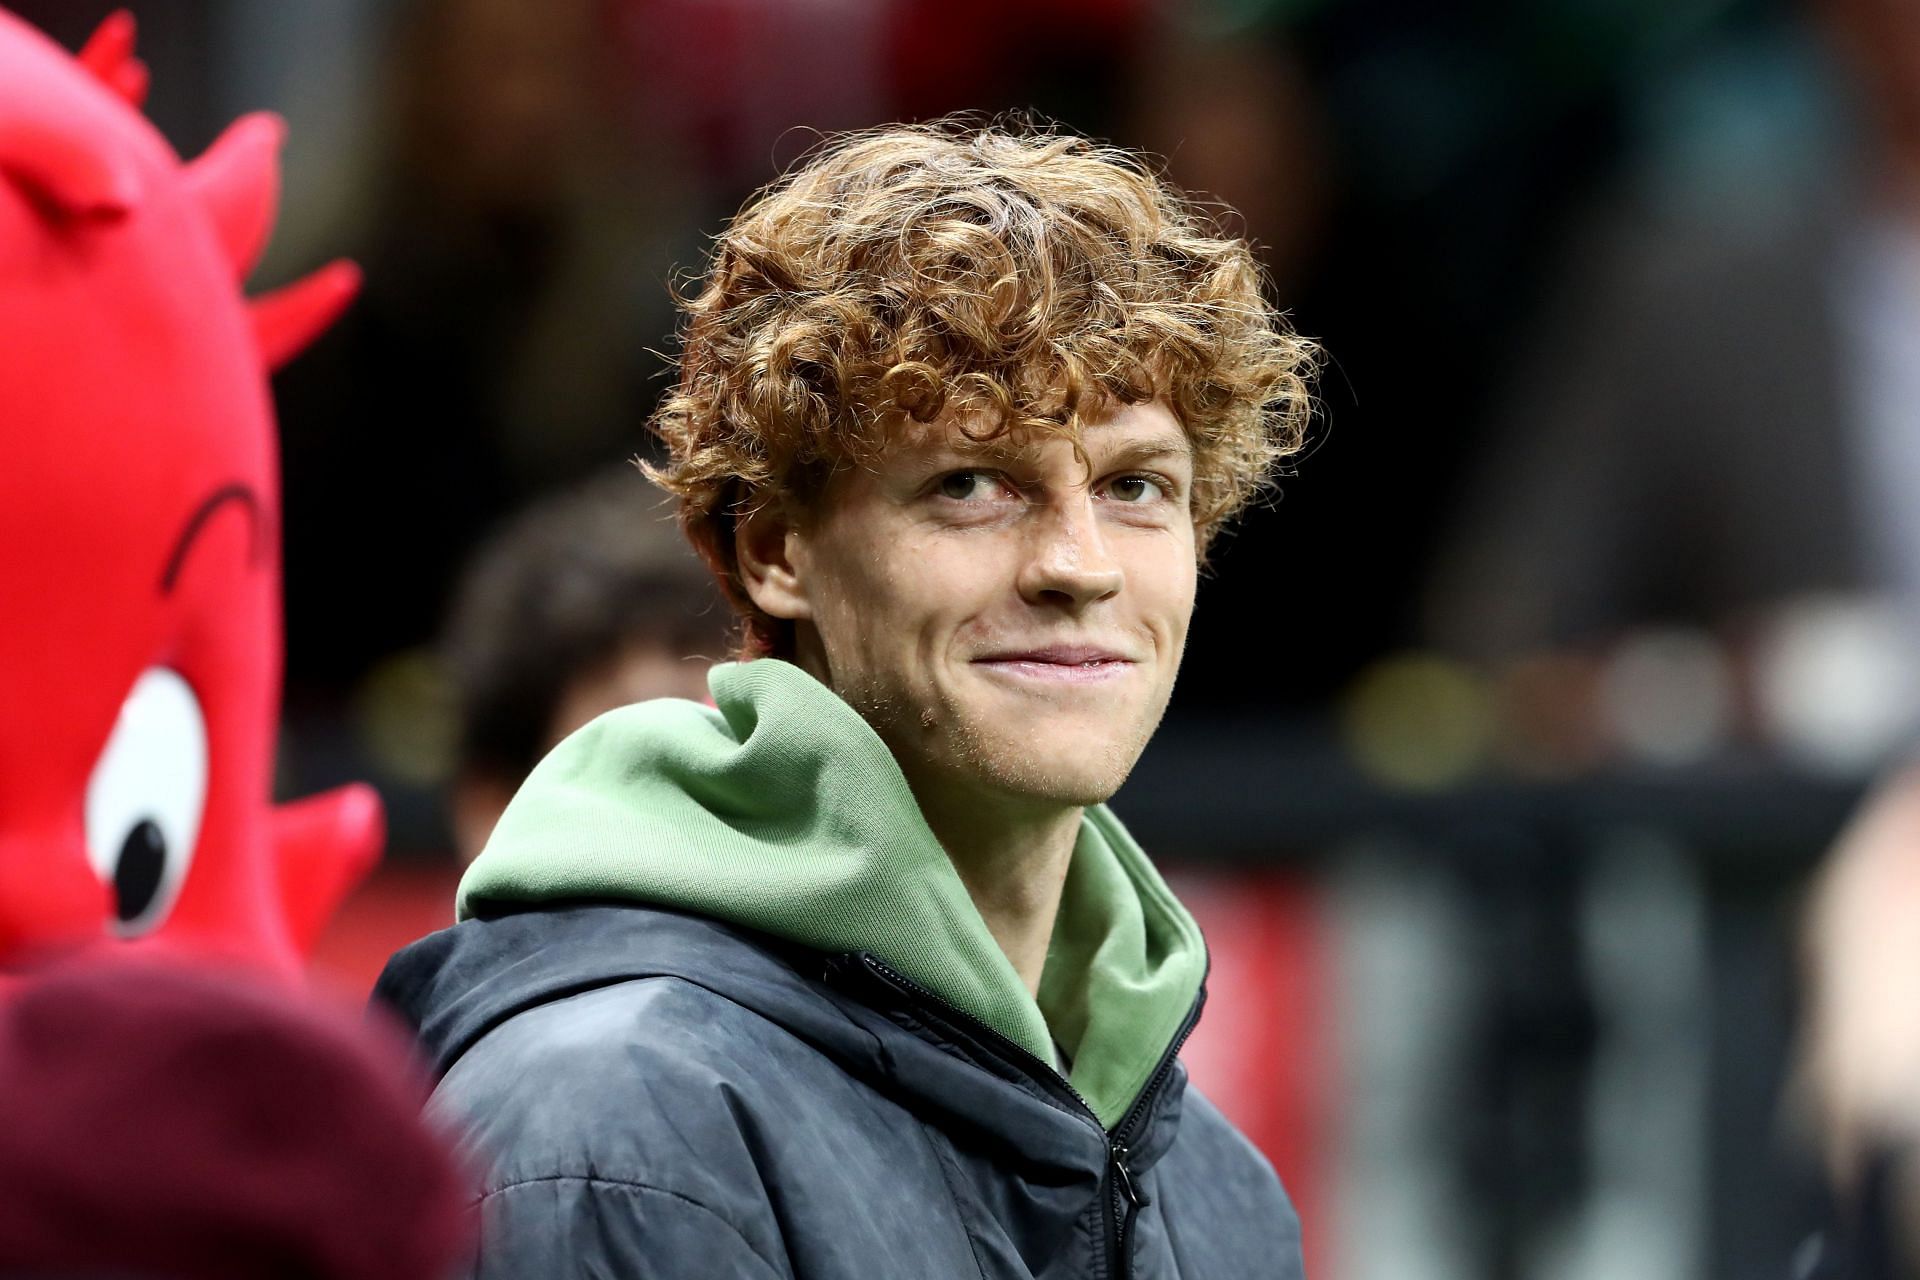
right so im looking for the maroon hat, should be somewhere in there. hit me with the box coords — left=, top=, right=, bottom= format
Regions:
left=0, top=958, right=471, bottom=1279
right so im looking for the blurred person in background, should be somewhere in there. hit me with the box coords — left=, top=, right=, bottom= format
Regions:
left=0, top=957, right=468, bottom=1280
left=376, top=121, right=1316, bottom=1279
left=441, top=469, right=729, bottom=861
left=1426, top=0, right=1920, bottom=664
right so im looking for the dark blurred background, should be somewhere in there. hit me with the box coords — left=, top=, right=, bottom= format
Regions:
left=23, top=0, right=1920, bottom=1274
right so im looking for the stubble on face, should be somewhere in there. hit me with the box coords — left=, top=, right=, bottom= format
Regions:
left=790, top=402, right=1198, bottom=815
left=833, top=660, right=1175, bottom=810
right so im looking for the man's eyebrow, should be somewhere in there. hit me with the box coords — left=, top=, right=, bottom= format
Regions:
left=924, top=430, right=1195, bottom=466
left=160, top=483, right=264, bottom=595
left=1098, top=432, right=1195, bottom=464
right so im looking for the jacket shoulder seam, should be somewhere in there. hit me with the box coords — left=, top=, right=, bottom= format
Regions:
left=480, top=1173, right=786, bottom=1279
left=462, top=968, right=884, bottom=1084
left=447, top=970, right=756, bottom=1075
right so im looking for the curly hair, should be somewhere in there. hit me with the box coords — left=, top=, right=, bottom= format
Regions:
left=647, top=118, right=1317, bottom=658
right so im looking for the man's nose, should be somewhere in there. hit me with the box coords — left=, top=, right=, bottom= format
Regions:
left=1015, top=497, right=1124, bottom=610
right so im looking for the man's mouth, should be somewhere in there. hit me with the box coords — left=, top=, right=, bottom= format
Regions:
left=971, top=646, right=1137, bottom=684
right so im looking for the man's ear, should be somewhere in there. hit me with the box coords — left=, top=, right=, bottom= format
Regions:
left=735, top=500, right=812, bottom=623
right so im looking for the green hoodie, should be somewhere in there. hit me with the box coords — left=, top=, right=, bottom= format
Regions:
left=456, top=658, right=1207, bottom=1129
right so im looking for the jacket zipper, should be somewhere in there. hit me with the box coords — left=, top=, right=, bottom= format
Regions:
left=846, top=953, right=1202, bottom=1280
left=1104, top=999, right=1202, bottom=1279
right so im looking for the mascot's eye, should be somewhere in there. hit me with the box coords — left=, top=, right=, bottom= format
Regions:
left=84, top=668, right=208, bottom=935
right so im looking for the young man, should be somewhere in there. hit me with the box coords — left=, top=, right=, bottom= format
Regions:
left=377, top=121, right=1317, bottom=1278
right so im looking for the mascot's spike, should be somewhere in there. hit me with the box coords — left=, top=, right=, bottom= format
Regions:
left=76, top=11, right=148, bottom=109
left=183, top=111, right=283, bottom=281
left=249, top=258, right=360, bottom=370
left=0, top=118, right=141, bottom=219
left=273, top=784, right=384, bottom=954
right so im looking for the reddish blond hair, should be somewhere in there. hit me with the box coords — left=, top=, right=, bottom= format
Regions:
left=648, top=120, right=1317, bottom=656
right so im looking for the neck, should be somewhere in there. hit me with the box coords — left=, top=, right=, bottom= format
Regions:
left=909, top=781, right=1083, bottom=998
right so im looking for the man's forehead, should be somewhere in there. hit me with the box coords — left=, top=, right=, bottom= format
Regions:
left=896, top=404, right=1193, bottom=464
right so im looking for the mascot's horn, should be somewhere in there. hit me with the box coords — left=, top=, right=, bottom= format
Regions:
left=249, top=260, right=362, bottom=371
left=185, top=111, right=284, bottom=283
left=76, top=10, right=148, bottom=109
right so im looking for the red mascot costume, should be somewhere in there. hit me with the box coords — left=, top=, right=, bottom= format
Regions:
left=0, top=8, right=381, bottom=974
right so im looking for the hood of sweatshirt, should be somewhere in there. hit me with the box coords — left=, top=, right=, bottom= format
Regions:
left=452, top=658, right=1206, bottom=1128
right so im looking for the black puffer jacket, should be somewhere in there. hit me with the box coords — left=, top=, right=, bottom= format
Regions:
left=377, top=904, right=1306, bottom=1279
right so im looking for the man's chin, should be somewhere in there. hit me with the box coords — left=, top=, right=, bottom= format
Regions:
left=961, top=733, right=1144, bottom=809
left=1003, top=774, right=1120, bottom=809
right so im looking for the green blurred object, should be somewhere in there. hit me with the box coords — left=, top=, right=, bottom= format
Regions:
left=1340, top=652, right=1495, bottom=793
left=354, top=648, right=459, bottom=789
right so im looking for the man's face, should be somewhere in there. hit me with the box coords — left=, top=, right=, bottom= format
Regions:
left=768, top=400, right=1198, bottom=811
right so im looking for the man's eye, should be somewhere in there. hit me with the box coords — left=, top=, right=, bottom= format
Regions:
left=1106, top=475, right=1166, bottom=504
left=937, top=471, right=1006, bottom=501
